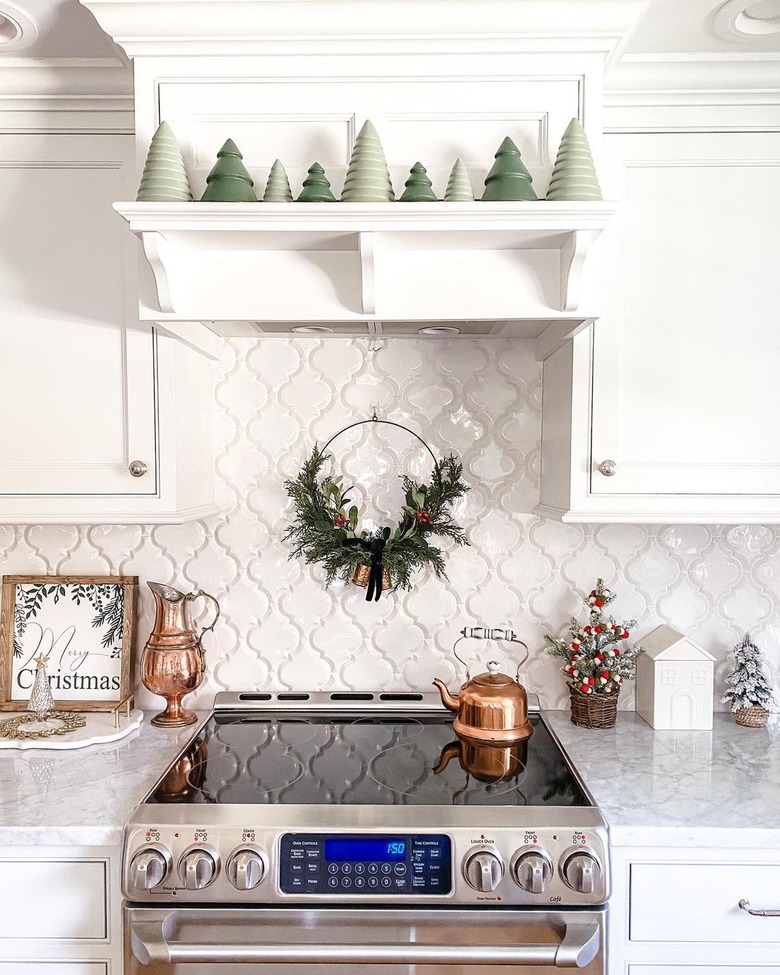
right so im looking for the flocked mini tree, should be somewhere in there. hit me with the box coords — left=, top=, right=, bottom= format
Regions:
left=444, top=158, right=474, bottom=202
left=201, top=139, right=257, bottom=202
left=481, top=136, right=537, bottom=201
left=546, top=118, right=603, bottom=202
left=341, top=120, right=395, bottom=202
left=263, top=159, right=294, bottom=202
left=136, top=121, right=193, bottom=202
left=297, top=162, right=336, bottom=202
left=722, top=633, right=775, bottom=725
left=400, top=162, right=437, bottom=202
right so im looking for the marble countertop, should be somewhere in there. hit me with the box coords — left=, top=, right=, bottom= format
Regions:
left=1, top=707, right=779, bottom=850
left=546, top=710, right=780, bottom=848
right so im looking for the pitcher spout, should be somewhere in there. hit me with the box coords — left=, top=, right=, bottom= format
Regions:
left=148, top=581, right=186, bottom=603
left=432, top=678, right=459, bottom=712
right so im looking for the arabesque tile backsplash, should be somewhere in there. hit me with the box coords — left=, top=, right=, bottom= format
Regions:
left=2, top=337, right=778, bottom=711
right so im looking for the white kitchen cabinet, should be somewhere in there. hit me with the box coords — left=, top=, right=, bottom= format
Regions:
left=0, top=131, right=217, bottom=524
left=538, top=131, right=780, bottom=523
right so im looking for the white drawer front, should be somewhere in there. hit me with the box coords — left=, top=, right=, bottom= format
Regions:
left=0, top=966, right=107, bottom=974
left=629, top=968, right=780, bottom=974
left=631, top=863, right=780, bottom=944
left=0, top=859, right=107, bottom=941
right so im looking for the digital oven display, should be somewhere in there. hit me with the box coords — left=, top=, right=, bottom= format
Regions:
left=324, top=838, right=406, bottom=862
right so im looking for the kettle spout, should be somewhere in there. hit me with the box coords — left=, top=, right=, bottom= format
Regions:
left=432, top=678, right=459, bottom=713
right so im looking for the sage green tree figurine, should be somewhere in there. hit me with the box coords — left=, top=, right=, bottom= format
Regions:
left=400, top=162, right=437, bottom=202
left=482, top=136, right=537, bottom=201
left=201, top=139, right=257, bottom=202
left=444, top=158, right=474, bottom=202
left=297, top=162, right=336, bottom=202
left=263, top=159, right=294, bottom=202
left=136, top=121, right=193, bottom=202
left=341, top=119, right=395, bottom=202
left=546, top=118, right=603, bottom=201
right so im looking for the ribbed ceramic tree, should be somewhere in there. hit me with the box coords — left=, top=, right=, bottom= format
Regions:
left=547, top=118, right=603, bottom=201
left=263, top=159, right=293, bottom=202
left=400, top=162, right=437, bottom=202
left=297, top=162, right=336, bottom=202
left=341, top=120, right=395, bottom=202
left=444, top=158, right=474, bottom=202
left=201, top=139, right=257, bottom=202
left=481, top=136, right=537, bottom=202
left=136, top=121, right=193, bottom=202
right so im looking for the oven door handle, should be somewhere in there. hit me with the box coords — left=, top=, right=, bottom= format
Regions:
left=131, top=916, right=600, bottom=968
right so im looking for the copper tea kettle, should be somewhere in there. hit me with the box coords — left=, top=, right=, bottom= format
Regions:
left=433, top=626, right=533, bottom=742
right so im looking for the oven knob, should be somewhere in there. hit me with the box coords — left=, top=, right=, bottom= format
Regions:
left=562, top=851, right=601, bottom=894
left=513, top=851, right=553, bottom=893
left=226, top=849, right=266, bottom=890
left=129, top=849, right=168, bottom=890
left=179, top=849, right=218, bottom=890
left=463, top=850, right=504, bottom=892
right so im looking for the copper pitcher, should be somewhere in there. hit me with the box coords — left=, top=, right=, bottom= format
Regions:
left=433, top=626, right=533, bottom=743
left=141, top=582, right=220, bottom=728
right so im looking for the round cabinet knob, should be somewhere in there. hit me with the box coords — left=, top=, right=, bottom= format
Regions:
left=179, top=849, right=218, bottom=890
left=562, top=851, right=601, bottom=894
left=129, top=849, right=168, bottom=890
left=597, top=459, right=617, bottom=477
left=463, top=850, right=504, bottom=892
left=513, top=850, right=553, bottom=894
left=226, top=849, right=266, bottom=891
left=128, top=460, right=148, bottom=478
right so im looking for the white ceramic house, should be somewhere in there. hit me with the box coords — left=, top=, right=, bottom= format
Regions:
left=636, top=625, right=715, bottom=730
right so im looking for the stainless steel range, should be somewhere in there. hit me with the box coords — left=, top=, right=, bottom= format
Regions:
left=124, top=692, right=609, bottom=974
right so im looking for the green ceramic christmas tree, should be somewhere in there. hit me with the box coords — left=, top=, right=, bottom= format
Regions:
left=481, top=136, right=537, bottom=202
left=297, top=162, right=336, bottom=202
left=136, top=121, right=193, bottom=202
left=263, top=159, right=293, bottom=202
left=444, top=158, right=474, bottom=202
left=400, top=162, right=437, bottom=202
left=341, top=120, right=395, bottom=202
left=546, top=118, right=602, bottom=201
left=201, top=139, right=257, bottom=202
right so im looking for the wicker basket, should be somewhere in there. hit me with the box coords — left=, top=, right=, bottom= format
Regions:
left=569, top=685, right=620, bottom=729
left=735, top=705, right=770, bottom=728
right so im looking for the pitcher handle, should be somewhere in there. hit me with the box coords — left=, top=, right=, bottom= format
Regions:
left=455, top=627, right=529, bottom=683
left=188, top=590, right=221, bottom=674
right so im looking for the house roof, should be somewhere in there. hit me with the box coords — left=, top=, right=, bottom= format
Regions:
left=639, top=624, right=716, bottom=662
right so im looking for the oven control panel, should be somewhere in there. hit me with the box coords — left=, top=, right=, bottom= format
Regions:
left=279, top=833, right=452, bottom=895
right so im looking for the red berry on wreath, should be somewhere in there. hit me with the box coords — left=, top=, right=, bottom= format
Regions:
left=622, top=630, right=630, bottom=639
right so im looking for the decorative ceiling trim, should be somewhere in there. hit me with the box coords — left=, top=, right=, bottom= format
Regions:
left=715, top=0, right=780, bottom=40
left=0, top=1, right=37, bottom=52
left=0, top=58, right=133, bottom=117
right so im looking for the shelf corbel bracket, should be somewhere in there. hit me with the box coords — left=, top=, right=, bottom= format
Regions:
left=560, top=229, right=597, bottom=313
left=357, top=231, right=376, bottom=316
left=141, top=231, right=176, bottom=314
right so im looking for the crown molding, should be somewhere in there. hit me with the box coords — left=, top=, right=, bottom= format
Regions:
left=0, top=57, right=133, bottom=114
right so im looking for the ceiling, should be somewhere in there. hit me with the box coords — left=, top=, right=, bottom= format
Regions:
left=0, top=0, right=778, bottom=63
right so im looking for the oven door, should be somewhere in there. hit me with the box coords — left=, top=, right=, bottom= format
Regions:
left=125, top=905, right=606, bottom=975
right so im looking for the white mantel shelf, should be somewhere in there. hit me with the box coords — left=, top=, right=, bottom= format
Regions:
left=115, top=201, right=615, bottom=331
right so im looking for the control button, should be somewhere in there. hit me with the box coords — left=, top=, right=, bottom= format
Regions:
left=341, top=864, right=352, bottom=874
left=179, top=848, right=218, bottom=891
left=355, top=863, right=365, bottom=874
left=129, top=848, right=168, bottom=890
left=368, top=877, right=379, bottom=888
left=226, top=848, right=266, bottom=891
left=368, top=863, right=379, bottom=874
left=328, top=864, right=338, bottom=875
left=381, top=877, right=392, bottom=888
left=512, top=849, right=553, bottom=894
left=328, top=877, right=338, bottom=888
left=462, top=850, right=504, bottom=893
left=342, top=877, right=352, bottom=888
left=355, top=877, right=366, bottom=888
left=381, top=863, right=392, bottom=875
left=562, top=851, right=601, bottom=894
left=394, top=863, right=407, bottom=876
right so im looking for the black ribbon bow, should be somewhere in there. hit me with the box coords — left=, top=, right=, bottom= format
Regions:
left=344, top=536, right=387, bottom=601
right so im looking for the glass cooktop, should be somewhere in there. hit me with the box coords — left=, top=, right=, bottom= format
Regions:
left=148, top=711, right=590, bottom=807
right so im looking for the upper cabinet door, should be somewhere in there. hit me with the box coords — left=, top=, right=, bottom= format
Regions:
left=0, top=134, right=157, bottom=497
left=590, top=131, right=780, bottom=497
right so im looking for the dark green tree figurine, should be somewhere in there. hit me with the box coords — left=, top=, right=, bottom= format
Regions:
left=201, top=139, right=257, bottom=202
left=297, top=162, right=336, bottom=202
left=400, top=162, right=437, bottom=202
left=481, top=136, right=537, bottom=202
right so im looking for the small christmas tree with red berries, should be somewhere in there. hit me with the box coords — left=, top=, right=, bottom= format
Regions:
left=545, top=579, right=641, bottom=696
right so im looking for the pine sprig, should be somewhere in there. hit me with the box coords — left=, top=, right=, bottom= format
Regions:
left=284, top=444, right=469, bottom=593
left=544, top=578, right=641, bottom=695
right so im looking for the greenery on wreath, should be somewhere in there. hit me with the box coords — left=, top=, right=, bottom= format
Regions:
left=544, top=579, right=641, bottom=695
left=284, top=445, right=469, bottom=593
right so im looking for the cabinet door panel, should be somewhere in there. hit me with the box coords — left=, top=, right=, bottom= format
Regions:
left=0, top=966, right=107, bottom=974
left=591, top=132, right=780, bottom=496
left=0, top=859, right=106, bottom=940
left=0, top=134, right=157, bottom=496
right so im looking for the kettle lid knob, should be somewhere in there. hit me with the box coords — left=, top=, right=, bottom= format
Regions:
left=487, top=660, right=500, bottom=674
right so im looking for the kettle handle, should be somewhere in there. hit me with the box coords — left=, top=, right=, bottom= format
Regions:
left=186, top=590, right=221, bottom=673
left=453, top=627, right=529, bottom=682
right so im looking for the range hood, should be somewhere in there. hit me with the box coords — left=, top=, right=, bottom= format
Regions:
left=82, top=0, right=647, bottom=341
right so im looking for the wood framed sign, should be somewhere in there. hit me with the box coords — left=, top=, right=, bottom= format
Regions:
left=0, top=575, right=137, bottom=712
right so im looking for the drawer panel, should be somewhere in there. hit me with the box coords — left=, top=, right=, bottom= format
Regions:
left=0, top=859, right=107, bottom=940
left=630, top=862, right=780, bottom=944
left=0, top=966, right=107, bottom=974
left=629, top=968, right=780, bottom=974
